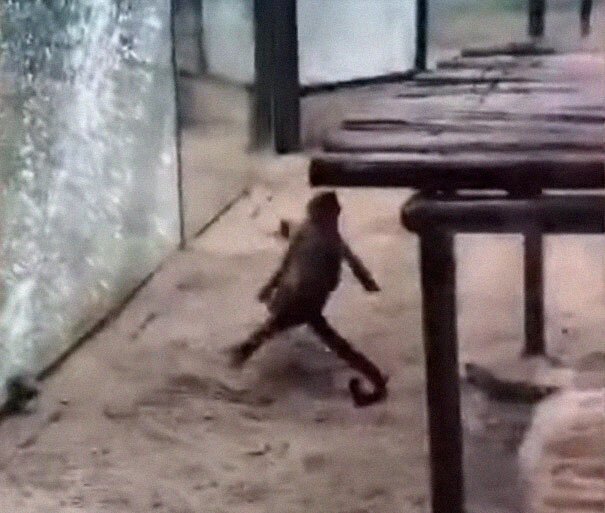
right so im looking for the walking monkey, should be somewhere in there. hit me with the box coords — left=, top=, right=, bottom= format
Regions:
left=229, top=191, right=388, bottom=407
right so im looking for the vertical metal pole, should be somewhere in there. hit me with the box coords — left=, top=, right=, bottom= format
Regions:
left=250, top=0, right=273, bottom=150
left=271, top=0, right=300, bottom=153
left=170, top=0, right=186, bottom=248
left=419, top=229, right=465, bottom=513
left=415, top=0, right=428, bottom=70
left=523, top=229, right=545, bottom=355
left=528, top=0, right=546, bottom=38
left=195, top=0, right=207, bottom=74
left=580, top=0, right=592, bottom=36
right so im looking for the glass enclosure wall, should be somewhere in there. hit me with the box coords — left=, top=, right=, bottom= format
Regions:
left=298, top=0, right=417, bottom=86
left=198, top=0, right=418, bottom=87
left=202, top=0, right=255, bottom=84
left=176, top=0, right=253, bottom=238
left=0, top=0, right=180, bottom=397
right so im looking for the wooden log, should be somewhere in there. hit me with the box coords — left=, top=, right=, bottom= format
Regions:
left=461, top=42, right=555, bottom=58
left=418, top=229, right=465, bottom=513
left=400, top=193, right=605, bottom=234
left=310, top=152, right=605, bottom=190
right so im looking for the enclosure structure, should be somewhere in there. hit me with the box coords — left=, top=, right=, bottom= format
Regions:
left=0, top=0, right=181, bottom=400
left=0, top=0, right=423, bottom=403
left=185, top=0, right=423, bottom=154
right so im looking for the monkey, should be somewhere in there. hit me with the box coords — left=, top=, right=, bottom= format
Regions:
left=227, top=191, right=388, bottom=407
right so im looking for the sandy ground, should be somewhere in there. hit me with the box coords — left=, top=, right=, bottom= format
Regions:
left=0, top=5, right=603, bottom=511
left=0, top=151, right=603, bottom=512
left=0, top=157, right=430, bottom=513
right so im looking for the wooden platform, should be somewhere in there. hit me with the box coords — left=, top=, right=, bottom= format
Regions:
left=309, top=44, right=605, bottom=513
left=310, top=47, right=605, bottom=190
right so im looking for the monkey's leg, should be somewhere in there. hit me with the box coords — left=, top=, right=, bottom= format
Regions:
left=309, top=316, right=387, bottom=407
left=228, top=318, right=281, bottom=368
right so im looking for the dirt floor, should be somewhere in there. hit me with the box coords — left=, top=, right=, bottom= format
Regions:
left=0, top=151, right=603, bottom=513
left=1, top=4, right=603, bottom=512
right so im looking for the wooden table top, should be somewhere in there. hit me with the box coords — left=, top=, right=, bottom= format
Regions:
left=309, top=46, right=605, bottom=190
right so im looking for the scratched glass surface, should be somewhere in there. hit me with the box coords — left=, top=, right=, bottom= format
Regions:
left=0, top=0, right=179, bottom=392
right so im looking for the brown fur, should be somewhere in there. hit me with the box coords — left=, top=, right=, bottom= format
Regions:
left=229, top=192, right=387, bottom=407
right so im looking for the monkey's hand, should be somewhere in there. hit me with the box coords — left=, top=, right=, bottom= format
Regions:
left=363, top=278, right=380, bottom=293
left=257, top=284, right=274, bottom=304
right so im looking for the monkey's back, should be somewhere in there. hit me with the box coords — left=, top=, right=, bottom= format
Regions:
left=269, top=223, right=343, bottom=322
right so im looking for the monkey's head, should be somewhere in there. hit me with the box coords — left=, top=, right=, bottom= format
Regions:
left=306, top=191, right=341, bottom=226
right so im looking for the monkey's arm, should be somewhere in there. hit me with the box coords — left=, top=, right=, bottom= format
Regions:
left=257, top=239, right=296, bottom=303
left=342, top=243, right=380, bottom=292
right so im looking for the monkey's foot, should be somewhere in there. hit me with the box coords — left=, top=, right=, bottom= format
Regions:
left=349, top=376, right=388, bottom=408
left=225, top=343, right=256, bottom=369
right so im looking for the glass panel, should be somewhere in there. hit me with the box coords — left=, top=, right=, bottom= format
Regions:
left=0, top=0, right=180, bottom=395
left=298, top=0, right=417, bottom=86
left=175, top=0, right=253, bottom=238
left=429, top=0, right=604, bottom=65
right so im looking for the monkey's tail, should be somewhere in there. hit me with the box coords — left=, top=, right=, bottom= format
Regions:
left=309, top=316, right=388, bottom=408
left=349, top=374, right=388, bottom=408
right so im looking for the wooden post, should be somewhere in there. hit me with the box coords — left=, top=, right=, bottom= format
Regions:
left=415, top=0, right=428, bottom=70
left=581, top=0, right=592, bottom=36
left=523, top=229, right=545, bottom=355
left=251, top=0, right=300, bottom=153
left=419, top=229, right=465, bottom=513
left=528, top=0, right=546, bottom=38
left=251, top=0, right=274, bottom=150
left=271, top=0, right=301, bottom=153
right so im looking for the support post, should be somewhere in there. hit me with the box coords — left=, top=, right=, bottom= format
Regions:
left=523, top=228, right=545, bottom=355
left=251, top=0, right=300, bottom=153
left=580, top=0, right=592, bottom=36
left=251, top=0, right=274, bottom=150
left=271, top=0, right=301, bottom=153
left=415, top=0, right=428, bottom=70
left=528, top=0, right=546, bottom=38
left=195, top=0, right=207, bottom=74
left=419, top=229, right=465, bottom=513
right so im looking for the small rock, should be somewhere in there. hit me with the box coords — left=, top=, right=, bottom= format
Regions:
left=17, top=434, right=37, bottom=449
left=302, top=453, right=326, bottom=472
left=275, top=441, right=290, bottom=458
left=103, top=402, right=136, bottom=420
left=240, top=409, right=267, bottom=422
left=91, top=447, right=98, bottom=455
left=485, top=416, right=501, bottom=428
left=60, top=398, right=69, bottom=406
left=47, top=409, right=62, bottom=423
left=245, top=443, right=271, bottom=456
left=313, top=410, right=329, bottom=423
left=101, top=447, right=110, bottom=455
